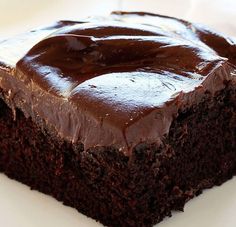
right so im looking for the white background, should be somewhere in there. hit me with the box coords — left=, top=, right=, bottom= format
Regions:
left=0, top=0, right=236, bottom=226
left=0, top=0, right=236, bottom=37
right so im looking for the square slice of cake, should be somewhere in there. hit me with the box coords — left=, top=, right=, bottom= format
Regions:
left=0, top=12, right=235, bottom=227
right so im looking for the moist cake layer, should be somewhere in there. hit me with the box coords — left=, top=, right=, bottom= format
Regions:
left=0, top=82, right=235, bottom=227
left=0, top=12, right=235, bottom=154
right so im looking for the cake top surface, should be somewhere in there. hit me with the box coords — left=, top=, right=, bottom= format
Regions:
left=0, top=12, right=235, bottom=154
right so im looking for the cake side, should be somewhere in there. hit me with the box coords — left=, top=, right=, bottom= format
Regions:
left=0, top=80, right=235, bottom=227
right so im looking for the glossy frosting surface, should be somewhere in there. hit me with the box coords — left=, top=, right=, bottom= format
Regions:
left=0, top=12, right=236, bottom=154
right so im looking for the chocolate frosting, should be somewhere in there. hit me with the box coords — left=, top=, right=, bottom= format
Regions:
left=0, top=12, right=236, bottom=155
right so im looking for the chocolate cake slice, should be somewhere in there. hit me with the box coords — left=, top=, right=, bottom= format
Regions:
left=0, top=11, right=236, bottom=227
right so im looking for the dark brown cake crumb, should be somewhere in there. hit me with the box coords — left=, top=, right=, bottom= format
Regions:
left=0, top=84, right=235, bottom=227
